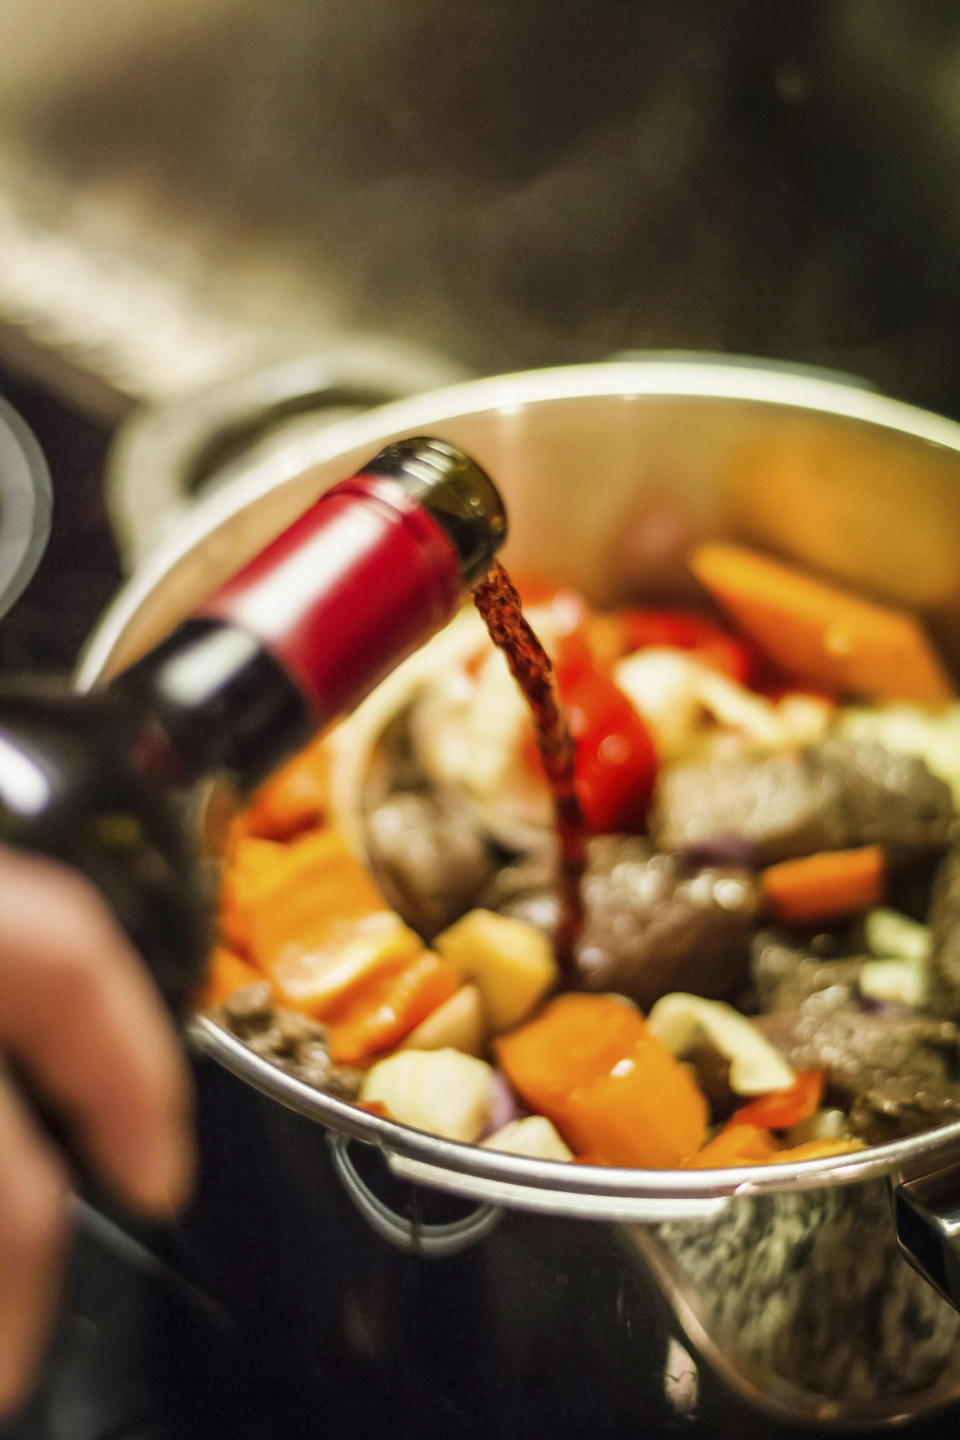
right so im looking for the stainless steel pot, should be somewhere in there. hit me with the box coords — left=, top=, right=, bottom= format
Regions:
left=79, top=360, right=960, bottom=1432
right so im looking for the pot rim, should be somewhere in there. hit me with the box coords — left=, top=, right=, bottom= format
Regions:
left=80, top=356, right=960, bottom=1203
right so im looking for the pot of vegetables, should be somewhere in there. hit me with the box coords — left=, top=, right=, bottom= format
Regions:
left=80, top=359, right=960, bottom=1435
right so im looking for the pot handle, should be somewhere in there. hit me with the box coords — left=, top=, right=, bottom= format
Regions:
left=327, top=1133, right=502, bottom=1257
left=385, top=1151, right=731, bottom=1226
left=893, top=1166, right=960, bottom=1310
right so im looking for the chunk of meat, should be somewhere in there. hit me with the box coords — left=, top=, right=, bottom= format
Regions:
left=652, top=747, right=843, bottom=864
left=818, top=738, right=954, bottom=854
left=653, top=739, right=953, bottom=866
left=927, top=848, right=960, bottom=1021
left=364, top=788, right=498, bottom=939
left=757, top=1007, right=960, bottom=1142
left=484, top=837, right=760, bottom=1010
left=751, top=930, right=864, bottom=1014
left=218, top=983, right=361, bottom=1099
left=848, top=1077, right=960, bottom=1146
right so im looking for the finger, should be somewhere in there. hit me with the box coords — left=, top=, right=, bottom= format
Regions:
left=0, top=1071, right=69, bottom=1419
left=0, top=848, right=193, bottom=1217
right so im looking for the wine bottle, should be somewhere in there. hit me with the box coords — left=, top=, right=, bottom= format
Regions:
left=0, top=438, right=507, bottom=1016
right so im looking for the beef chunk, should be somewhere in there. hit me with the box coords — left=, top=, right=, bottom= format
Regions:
left=484, top=837, right=760, bottom=1009
left=652, top=738, right=953, bottom=866
left=219, top=983, right=361, bottom=1099
left=818, top=738, right=954, bottom=855
left=758, top=1007, right=960, bottom=1142
left=652, top=748, right=844, bottom=865
left=364, top=788, right=498, bottom=938
left=848, top=1077, right=960, bottom=1145
left=751, top=929, right=864, bottom=1014
left=927, top=847, right=960, bottom=1020
left=577, top=838, right=760, bottom=1006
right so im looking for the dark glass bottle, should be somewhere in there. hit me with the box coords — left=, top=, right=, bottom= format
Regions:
left=0, top=438, right=507, bottom=1017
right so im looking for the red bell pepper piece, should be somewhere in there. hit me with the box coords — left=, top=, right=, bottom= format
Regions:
left=523, top=663, right=658, bottom=834
left=618, top=608, right=757, bottom=686
left=733, top=1070, right=824, bottom=1130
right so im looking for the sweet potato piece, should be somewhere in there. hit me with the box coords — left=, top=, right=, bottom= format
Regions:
left=495, top=993, right=648, bottom=1127
left=237, top=735, right=330, bottom=841
left=556, top=1033, right=708, bottom=1168
left=327, top=951, right=459, bottom=1066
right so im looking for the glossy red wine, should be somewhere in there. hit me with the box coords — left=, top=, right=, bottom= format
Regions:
left=472, top=561, right=586, bottom=979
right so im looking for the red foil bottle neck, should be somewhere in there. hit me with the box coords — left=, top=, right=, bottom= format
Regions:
left=195, top=472, right=462, bottom=725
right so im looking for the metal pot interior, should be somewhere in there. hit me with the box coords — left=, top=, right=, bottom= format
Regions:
left=78, top=358, right=960, bottom=1207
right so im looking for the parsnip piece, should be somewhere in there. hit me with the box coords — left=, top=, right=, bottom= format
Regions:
left=434, top=909, right=558, bottom=1032
left=481, top=1116, right=573, bottom=1162
left=647, top=992, right=795, bottom=1096
left=361, top=1049, right=493, bottom=1142
left=400, top=985, right=488, bottom=1056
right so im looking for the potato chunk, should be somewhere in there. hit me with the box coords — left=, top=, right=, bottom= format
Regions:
left=361, top=1049, right=493, bottom=1142
left=435, top=908, right=557, bottom=1032
left=400, top=985, right=487, bottom=1056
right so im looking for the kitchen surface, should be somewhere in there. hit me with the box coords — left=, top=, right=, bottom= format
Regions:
left=5, top=4, right=960, bottom=1437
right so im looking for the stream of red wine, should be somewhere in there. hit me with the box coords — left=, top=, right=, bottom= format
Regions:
left=473, top=561, right=585, bottom=982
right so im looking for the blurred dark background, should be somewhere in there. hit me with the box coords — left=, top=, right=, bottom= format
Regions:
left=2, top=0, right=959, bottom=674
left=0, top=0, right=959, bottom=420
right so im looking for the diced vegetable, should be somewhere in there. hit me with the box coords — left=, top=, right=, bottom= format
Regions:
left=613, top=649, right=832, bottom=761
left=556, top=1033, right=708, bottom=1167
left=481, top=1116, right=573, bottom=1161
left=360, top=1049, right=494, bottom=1142
left=495, top=993, right=706, bottom=1167
left=217, top=837, right=287, bottom=954
left=568, top=669, right=659, bottom=833
left=400, top=985, right=488, bottom=1056
left=238, top=734, right=329, bottom=840
left=495, top=993, right=648, bottom=1126
left=760, top=846, right=886, bottom=925
left=769, top=1139, right=865, bottom=1164
left=241, top=828, right=389, bottom=969
left=617, top=608, right=757, bottom=685
left=197, top=948, right=264, bottom=1010
left=522, top=662, right=659, bottom=832
left=858, top=957, right=927, bottom=1008
left=733, top=1071, right=824, bottom=1129
left=865, top=908, right=931, bottom=965
left=690, top=541, right=954, bottom=704
left=435, top=909, right=557, bottom=1033
left=785, top=1109, right=848, bottom=1146
left=686, top=1123, right=779, bottom=1168
left=267, top=911, right=424, bottom=1020
left=686, top=1125, right=864, bottom=1169
left=647, top=993, right=795, bottom=1095
left=327, top=951, right=459, bottom=1066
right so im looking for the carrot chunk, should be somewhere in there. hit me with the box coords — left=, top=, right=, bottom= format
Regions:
left=761, top=846, right=885, bottom=925
left=328, top=951, right=459, bottom=1066
left=690, top=541, right=954, bottom=704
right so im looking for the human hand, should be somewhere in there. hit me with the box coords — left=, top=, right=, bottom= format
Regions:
left=0, top=846, right=193, bottom=1416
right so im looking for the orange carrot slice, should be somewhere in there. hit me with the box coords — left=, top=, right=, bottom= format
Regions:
left=690, top=541, right=954, bottom=703
left=761, top=845, right=885, bottom=925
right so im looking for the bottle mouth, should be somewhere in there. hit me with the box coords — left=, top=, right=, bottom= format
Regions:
left=363, top=436, right=508, bottom=587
